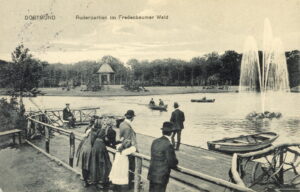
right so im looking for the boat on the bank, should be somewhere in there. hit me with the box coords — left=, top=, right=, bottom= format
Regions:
left=148, top=104, right=168, bottom=111
left=207, top=132, right=279, bottom=153
left=191, top=98, right=215, bottom=103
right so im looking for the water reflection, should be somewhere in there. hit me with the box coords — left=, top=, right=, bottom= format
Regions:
left=22, top=92, right=300, bottom=148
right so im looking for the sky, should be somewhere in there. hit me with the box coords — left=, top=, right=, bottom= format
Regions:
left=0, top=0, right=299, bottom=64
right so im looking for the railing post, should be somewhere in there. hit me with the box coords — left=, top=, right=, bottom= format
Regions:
left=26, top=119, right=30, bottom=139
left=12, top=133, right=16, bottom=144
left=279, top=150, right=284, bottom=184
left=79, top=110, right=82, bottom=123
left=45, top=126, right=50, bottom=153
left=69, top=132, right=75, bottom=167
left=134, top=157, right=143, bottom=192
left=33, top=121, right=37, bottom=137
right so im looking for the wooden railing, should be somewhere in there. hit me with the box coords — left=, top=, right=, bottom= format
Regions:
left=26, top=115, right=255, bottom=192
left=43, top=107, right=99, bottom=127
left=231, top=143, right=300, bottom=190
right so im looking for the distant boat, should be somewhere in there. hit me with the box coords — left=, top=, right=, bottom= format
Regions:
left=207, top=132, right=279, bottom=154
left=191, top=98, right=215, bottom=103
left=148, top=104, right=168, bottom=111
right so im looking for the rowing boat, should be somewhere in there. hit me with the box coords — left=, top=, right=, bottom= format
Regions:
left=148, top=104, right=168, bottom=111
left=191, top=99, right=215, bottom=103
left=207, top=132, right=279, bottom=153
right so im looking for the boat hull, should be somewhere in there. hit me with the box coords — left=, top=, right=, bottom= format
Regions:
left=207, top=132, right=278, bottom=154
left=191, top=99, right=215, bottom=103
left=148, top=104, right=168, bottom=111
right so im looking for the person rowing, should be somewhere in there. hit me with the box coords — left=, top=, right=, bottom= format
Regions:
left=159, top=99, right=164, bottom=106
left=149, top=98, right=155, bottom=105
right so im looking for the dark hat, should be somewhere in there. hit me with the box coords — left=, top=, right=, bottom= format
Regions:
left=174, top=102, right=179, bottom=108
left=161, top=121, right=174, bottom=132
left=66, top=103, right=70, bottom=105
left=124, top=110, right=135, bottom=118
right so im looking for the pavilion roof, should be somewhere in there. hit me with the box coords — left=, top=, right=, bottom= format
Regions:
left=97, top=63, right=115, bottom=74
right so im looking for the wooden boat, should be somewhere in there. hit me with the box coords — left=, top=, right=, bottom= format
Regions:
left=191, top=99, right=215, bottom=103
left=148, top=104, right=168, bottom=111
left=207, top=132, right=279, bottom=153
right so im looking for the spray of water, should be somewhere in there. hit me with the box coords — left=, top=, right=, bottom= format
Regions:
left=239, top=18, right=290, bottom=112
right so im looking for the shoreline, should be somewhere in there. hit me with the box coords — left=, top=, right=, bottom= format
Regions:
left=0, top=85, right=239, bottom=97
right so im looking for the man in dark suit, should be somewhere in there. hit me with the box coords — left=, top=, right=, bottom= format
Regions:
left=148, top=121, right=178, bottom=192
left=170, top=102, right=185, bottom=150
left=63, top=103, right=76, bottom=127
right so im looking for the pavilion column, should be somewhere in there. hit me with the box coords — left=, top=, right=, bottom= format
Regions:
left=99, top=74, right=102, bottom=85
left=107, top=74, right=110, bottom=84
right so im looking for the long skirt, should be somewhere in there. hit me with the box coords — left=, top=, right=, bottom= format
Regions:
left=109, top=152, right=129, bottom=185
left=89, top=138, right=112, bottom=184
left=76, top=135, right=92, bottom=171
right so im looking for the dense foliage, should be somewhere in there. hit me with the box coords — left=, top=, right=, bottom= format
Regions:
left=0, top=48, right=299, bottom=88
left=0, top=44, right=48, bottom=96
left=0, top=98, right=25, bottom=132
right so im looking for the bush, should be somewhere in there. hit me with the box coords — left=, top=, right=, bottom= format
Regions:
left=0, top=97, right=26, bottom=132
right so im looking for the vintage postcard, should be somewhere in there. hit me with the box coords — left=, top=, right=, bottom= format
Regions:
left=0, top=0, right=299, bottom=191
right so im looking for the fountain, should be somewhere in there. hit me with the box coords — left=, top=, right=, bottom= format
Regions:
left=239, top=18, right=290, bottom=119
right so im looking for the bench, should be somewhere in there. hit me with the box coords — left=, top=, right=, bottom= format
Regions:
left=0, top=129, right=22, bottom=144
left=62, top=120, right=69, bottom=128
left=233, top=139, right=250, bottom=144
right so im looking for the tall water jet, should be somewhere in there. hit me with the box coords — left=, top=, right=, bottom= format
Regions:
left=239, top=36, right=261, bottom=92
left=268, top=38, right=290, bottom=91
left=239, top=18, right=290, bottom=113
left=262, top=18, right=273, bottom=92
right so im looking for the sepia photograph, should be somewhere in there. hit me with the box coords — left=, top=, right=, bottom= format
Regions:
left=0, top=0, right=300, bottom=191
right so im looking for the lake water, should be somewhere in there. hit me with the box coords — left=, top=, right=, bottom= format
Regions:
left=23, top=92, right=300, bottom=148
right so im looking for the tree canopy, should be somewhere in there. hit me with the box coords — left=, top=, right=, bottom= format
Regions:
left=0, top=46, right=299, bottom=89
left=0, top=44, right=47, bottom=96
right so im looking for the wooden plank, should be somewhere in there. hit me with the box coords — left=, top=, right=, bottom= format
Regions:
left=212, top=142, right=249, bottom=146
left=234, top=139, right=252, bottom=144
left=45, top=107, right=99, bottom=113
left=0, top=129, right=22, bottom=136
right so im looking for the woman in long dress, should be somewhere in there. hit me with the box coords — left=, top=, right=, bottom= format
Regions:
left=89, top=119, right=112, bottom=189
left=76, top=124, right=93, bottom=187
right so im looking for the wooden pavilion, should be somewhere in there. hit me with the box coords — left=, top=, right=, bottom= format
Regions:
left=96, top=63, right=115, bottom=85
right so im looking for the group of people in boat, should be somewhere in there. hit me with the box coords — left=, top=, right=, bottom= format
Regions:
left=73, top=101, right=185, bottom=192
left=149, top=98, right=165, bottom=106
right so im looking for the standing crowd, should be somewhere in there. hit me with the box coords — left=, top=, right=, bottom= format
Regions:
left=74, top=101, right=185, bottom=192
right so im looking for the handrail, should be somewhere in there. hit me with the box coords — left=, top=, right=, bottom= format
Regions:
left=231, top=143, right=300, bottom=189
left=45, top=107, right=100, bottom=112
left=236, top=143, right=300, bottom=158
left=27, top=115, right=255, bottom=192
left=28, top=116, right=79, bottom=136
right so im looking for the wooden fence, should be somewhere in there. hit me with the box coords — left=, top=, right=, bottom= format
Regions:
left=231, top=143, right=300, bottom=190
left=43, top=107, right=99, bottom=127
left=26, top=115, right=255, bottom=192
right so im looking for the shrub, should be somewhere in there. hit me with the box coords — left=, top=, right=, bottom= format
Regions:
left=0, top=97, right=25, bottom=132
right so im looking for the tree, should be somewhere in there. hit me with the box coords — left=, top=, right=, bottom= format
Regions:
left=191, top=57, right=206, bottom=85
left=286, top=50, right=300, bottom=88
left=2, top=44, right=47, bottom=110
left=220, top=50, right=242, bottom=85
left=205, top=52, right=222, bottom=78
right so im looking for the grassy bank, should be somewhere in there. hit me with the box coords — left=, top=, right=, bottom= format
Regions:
left=0, top=145, right=87, bottom=192
left=0, top=86, right=238, bottom=97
